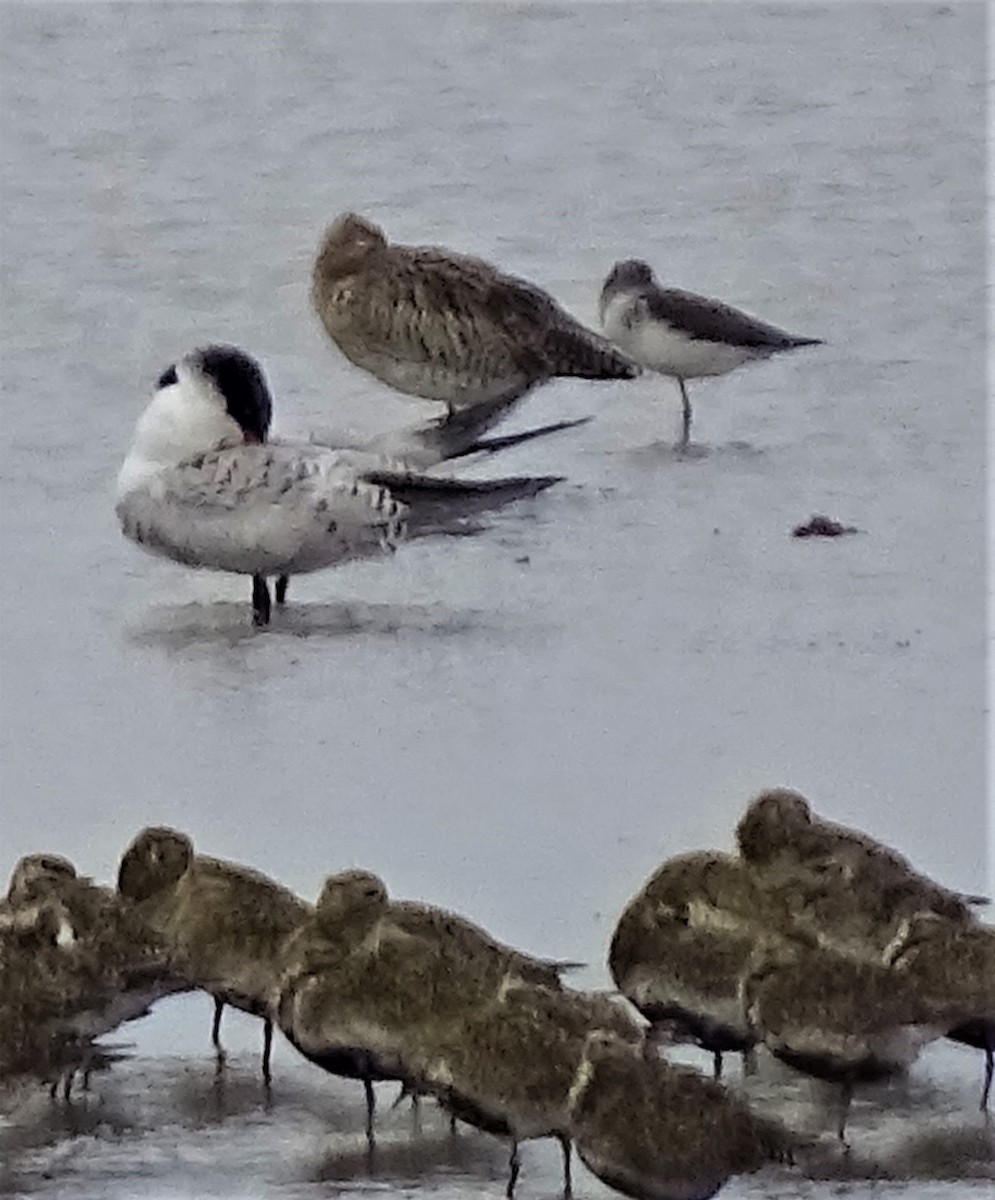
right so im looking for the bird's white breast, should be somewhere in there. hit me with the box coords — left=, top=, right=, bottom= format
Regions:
left=601, top=293, right=760, bottom=380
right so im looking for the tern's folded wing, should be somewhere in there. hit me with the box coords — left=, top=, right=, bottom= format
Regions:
left=117, top=445, right=407, bottom=574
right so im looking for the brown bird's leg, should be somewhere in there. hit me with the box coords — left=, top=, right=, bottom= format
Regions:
left=261, top=1019, right=273, bottom=1085
left=712, top=1049, right=723, bottom=1080
left=363, top=1076, right=376, bottom=1146
left=506, top=1140, right=521, bottom=1198
left=212, top=996, right=226, bottom=1068
left=836, top=1080, right=854, bottom=1149
left=557, top=1134, right=573, bottom=1198
left=252, top=575, right=271, bottom=626
left=275, top=575, right=289, bottom=605
left=678, top=379, right=692, bottom=449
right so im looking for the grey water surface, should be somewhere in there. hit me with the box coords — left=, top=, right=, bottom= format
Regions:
left=0, top=2, right=990, bottom=1196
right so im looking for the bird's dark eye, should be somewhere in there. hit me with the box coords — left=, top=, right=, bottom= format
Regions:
left=157, top=364, right=178, bottom=389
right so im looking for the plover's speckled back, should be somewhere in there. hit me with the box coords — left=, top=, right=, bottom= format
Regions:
left=735, top=788, right=984, bottom=960
left=609, top=850, right=791, bottom=1080
left=599, top=259, right=822, bottom=448
left=117, top=826, right=311, bottom=1084
left=311, top=212, right=638, bottom=413
left=1, top=853, right=182, bottom=1096
left=886, top=915, right=995, bottom=1110
left=567, top=1029, right=795, bottom=1200
left=417, top=984, right=642, bottom=1197
left=743, top=939, right=967, bottom=1144
left=277, top=869, right=585, bottom=1144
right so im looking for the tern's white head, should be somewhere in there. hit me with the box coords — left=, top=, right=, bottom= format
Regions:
left=117, top=344, right=273, bottom=498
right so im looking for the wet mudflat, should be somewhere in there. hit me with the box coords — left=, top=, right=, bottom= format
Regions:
left=0, top=1, right=988, bottom=1196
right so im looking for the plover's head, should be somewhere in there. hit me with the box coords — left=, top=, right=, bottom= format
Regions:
left=6, top=854, right=77, bottom=904
left=735, top=788, right=812, bottom=863
left=314, top=212, right=387, bottom=280
left=117, top=826, right=193, bottom=902
left=316, top=868, right=388, bottom=930
left=602, top=258, right=655, bottom=296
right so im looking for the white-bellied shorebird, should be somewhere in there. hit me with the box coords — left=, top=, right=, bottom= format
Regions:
left=599, top=259, right=821, bottom=448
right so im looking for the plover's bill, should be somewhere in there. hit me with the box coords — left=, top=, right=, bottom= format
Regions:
left=567, top=1029, right=795, bottom=1200
left=311, top=212, right=638, bottom=413
left=417, top=984, right=642, bottom=1198
left=735, top=788, right=985, bottom=960
left=885, top=914, right=995, bottom=1110
left=599, top=259, right=822, bottom=448
left=609, top=850, right=791, bottom=1079
left=117, top=826, right=311, bottom=1084
left=116, top=345, right=564, bottom=626
left=742, top=939, right=965, bottom=1144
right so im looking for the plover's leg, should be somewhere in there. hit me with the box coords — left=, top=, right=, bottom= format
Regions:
left=835, top=1080, right=854, bottom=1150
left=506, top=1140, right=521, bottom=1198
left=981, top=1047, right=993, bottom=1111
left=275, top=575, right=289, bottom=605
left=712, top=1049, right=723, bottom=1080
left=557, top=1134, right=573, bottom=1197
left=678, top=378, right=692, bottom=448
left=252, top=575, right=271, bottom=626
left=212, top=996, right=226, bottom=1065
left=363, top=1076, right=376, bottom=1145
left=261, top=1019, right=273, bottom=1085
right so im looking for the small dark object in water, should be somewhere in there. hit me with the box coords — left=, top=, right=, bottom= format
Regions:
left=792, top=515, right=859, bottom=539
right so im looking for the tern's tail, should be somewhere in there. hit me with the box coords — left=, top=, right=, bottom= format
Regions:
left=362, top=471, right=563, bottom=538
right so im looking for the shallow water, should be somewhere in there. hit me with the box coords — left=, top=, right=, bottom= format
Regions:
left=0, top=1, right=989, bottom=1196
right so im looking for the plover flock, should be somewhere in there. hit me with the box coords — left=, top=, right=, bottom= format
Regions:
left=3, top=790, right=991, bottom=1197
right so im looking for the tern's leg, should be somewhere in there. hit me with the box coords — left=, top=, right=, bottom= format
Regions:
left=252, top=575, right=271, bottom=626
left=712, top=1049, right=723, bottom=1080
left=678, top=378, right=692, bottom=449
left=275, top=575, right=289, bottom=605
left=981, top=1047, right=993, bottom=1110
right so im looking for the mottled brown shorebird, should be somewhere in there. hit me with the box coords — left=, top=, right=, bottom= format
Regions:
left=277, top=869, right=583, bottom=1141
left=885, top=913, right=995, bottom=1110
left=1, top=853, right=182, bottom=1096
left=117, top=826, right=311, bottom=1082
left=418, top=982, right=643, bottom=1197
left=310, top=212, right=638, bottom=413
left=742, top=938, right=968, bottom=1144
left=735, top=788, right=984, bottom=960
left=567, top=1029, right=795, bottom=1200
left=609, top=850, right=791, bottom=1078
left=599, top=259, right=821, bottom=448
